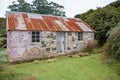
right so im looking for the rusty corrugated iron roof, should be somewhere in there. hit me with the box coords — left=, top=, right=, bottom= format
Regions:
left=6, top=11, right=95, bottom=32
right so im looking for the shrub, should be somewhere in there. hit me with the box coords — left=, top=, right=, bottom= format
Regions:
left=102, top=42, right=110, bottom=60
left=104, top=23, right=120, bottom=61
left=0, top=38, right=6, bottom=48
left=0, top=48, right=7, bottom=71
left=0, top=48, right=16, bottom=80
left=83, top=40, right=98, bottom=54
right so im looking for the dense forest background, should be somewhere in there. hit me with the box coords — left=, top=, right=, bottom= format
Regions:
left=75, top=0, right=120, bottom=45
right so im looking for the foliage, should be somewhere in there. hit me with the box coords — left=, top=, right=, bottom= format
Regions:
left=8, top=0, right=32, bottom=12
left=83, top=40, right=98, bottom=54
left=0, top=48, right=7, bottom=70
left=104, top=23, right=120, bottom=61
left=11, top=53, right=120, bottom=80
left=109, top=0, right=120, bottom=7
left=32, top=0, right=65, bottom=16
left=0, top=38, right=6, bottom=48
left=75, top=0, right=120, bottom=45
left=0, top=18, right=6, bottom=37
left=0, top=49, right=16, bottom=80
left=8, top=0, right=65, bottom=16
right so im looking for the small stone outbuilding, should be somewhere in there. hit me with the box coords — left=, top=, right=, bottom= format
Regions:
left=7, top=11, right=95, bottom=61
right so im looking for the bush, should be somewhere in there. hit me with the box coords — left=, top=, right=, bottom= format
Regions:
left=104, top=23, right=120, bottom=61
left=83, top=40, right=98, bottom=54
left=0, top=48, right=7, bottom=71
left=0, top=38, right=6, bottom=48
left=0, top=48, right=16, bottom=80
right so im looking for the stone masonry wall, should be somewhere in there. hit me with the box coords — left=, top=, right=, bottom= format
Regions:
left=7, top=31, right=57, bottom=60
left=7, top=31, right=31, bottom=60
left=67, top=32, right=94, bottom=52
left=7, top=31, right=94, bottom=61
left=40, top=31, right=57, bottom=53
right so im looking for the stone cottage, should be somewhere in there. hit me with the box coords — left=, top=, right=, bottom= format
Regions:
left=7, top=11, right=95, bottom=61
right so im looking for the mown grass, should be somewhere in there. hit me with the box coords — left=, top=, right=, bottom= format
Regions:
left=11, top=52, right=120, bottom=80
left=1, top=48, right=120, bottom=80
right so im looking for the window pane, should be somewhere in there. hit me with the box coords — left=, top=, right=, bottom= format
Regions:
left=36, top=38, right=40, bottom=42
left=32, top=31, right=35, bottom=36
left=32, top=31, right=40, bottom=43
left=36, top=32, right=40, bottom=38
left=78, top=32, right=83, bottom=41
left=32, top=39, right=35, bottom=42
left=36, top=32, right=39, bottom=35
left=36, top=35, right=40, bottom=38
left=32, top=36, right=35, bottom=38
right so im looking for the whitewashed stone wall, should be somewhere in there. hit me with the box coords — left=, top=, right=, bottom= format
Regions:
left=7, top=31, right=31, bottom=60
left=67, top=32, right=94, bottom=52
left=7, top=31, right=94, bottom=60
left=40, top=31, right=57, bottom=53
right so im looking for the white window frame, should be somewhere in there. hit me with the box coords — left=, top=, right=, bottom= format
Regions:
left=31, top=31, right=41, bottom=44
left=78, top=32, right=83, bottom=41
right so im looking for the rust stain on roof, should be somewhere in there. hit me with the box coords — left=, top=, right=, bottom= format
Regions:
left=7, top=11, right=95, bottom=32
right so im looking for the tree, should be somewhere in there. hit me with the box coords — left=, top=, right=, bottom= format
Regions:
left=8, top=0, right=32, bottom=12
left=0, top=18, right=6, bottom=37
left=75, top=0, right=120, bottom=45
left=104, top=22, right=120, bottom=61
left=49, top=1, right=65, bottom=16
left=8, top=0, right=65, bottom=16
left=109, top=0, right=120, bottom=7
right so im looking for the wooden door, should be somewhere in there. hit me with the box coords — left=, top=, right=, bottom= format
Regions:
left=56, top=32, right=67, bottom=53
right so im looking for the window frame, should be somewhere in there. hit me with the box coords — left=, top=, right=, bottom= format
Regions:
left=31, top=31, right=41, bottom=44
left=78, top=32, right=83, bottom=41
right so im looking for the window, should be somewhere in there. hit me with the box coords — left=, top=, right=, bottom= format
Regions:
left=78, top=32, right=83, bottom=41
left=32, top=31, right=41, bottom=43
left=72, top=33, right=75, bottom=42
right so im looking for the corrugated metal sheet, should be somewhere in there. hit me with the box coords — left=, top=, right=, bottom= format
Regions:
left=7, top=11, right=95, bottom=32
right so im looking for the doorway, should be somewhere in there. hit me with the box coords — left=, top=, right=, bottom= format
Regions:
left=56, top=32, right=67, bottom=53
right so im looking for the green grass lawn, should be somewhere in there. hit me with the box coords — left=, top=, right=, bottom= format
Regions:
left=11, top=53, right=120, bottom=80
